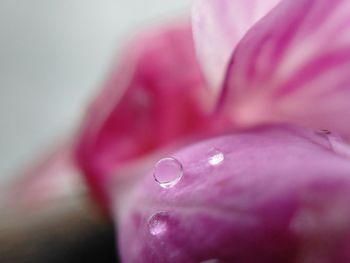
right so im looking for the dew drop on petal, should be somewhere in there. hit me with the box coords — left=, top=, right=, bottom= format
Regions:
left=208, top=148, right=224, bottom=166
left=148, top=211, right=169, bottom=236
left=153, top=157, right=183, bottom=188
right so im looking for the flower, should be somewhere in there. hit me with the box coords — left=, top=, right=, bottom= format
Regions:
left=98, top=0, right=350, bottom=261
left=13, top=0, right=350, bottom=262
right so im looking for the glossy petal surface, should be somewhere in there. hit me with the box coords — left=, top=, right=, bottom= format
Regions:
left=117, top=125, right=350, bottom=262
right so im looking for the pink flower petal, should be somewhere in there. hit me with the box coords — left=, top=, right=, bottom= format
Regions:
left=8, top=141, right=83, bottom=212
left=75, top=22, right=215, bottom=204
left=220, top=0, right=350, bottom=138
left=192, top=0, right=280, bottom=97
left=115, top=125, right=350, bottom=262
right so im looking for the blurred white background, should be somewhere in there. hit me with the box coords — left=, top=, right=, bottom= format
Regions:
left=0, top=0, right=189, bottom=182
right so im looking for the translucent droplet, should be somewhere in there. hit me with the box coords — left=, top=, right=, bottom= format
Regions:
left=153, top=157, right=183, bottom=188
left=148, top=211, right=169, bottom=236
left=208, top=148, right=224, bottom=166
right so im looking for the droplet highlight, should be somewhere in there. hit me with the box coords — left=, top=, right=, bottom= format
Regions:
left=153, top=157, right=183, bottom=188
left=148, top=211, right=169, bottom=236
left=208, top=148, right=224, bottom=166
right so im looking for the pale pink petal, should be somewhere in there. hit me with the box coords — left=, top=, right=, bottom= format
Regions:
left=220, top=0, right=350, bottom=139
left=8, top=141, right=83, bottom=212
left=192, top=0, right=280, bottom=97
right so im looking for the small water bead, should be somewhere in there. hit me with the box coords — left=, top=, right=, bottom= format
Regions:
left=208, top=148, right=224, bottom=166
left=148, top=211, right=169, bottom=236
left=153, top=157, right=183, bottom=188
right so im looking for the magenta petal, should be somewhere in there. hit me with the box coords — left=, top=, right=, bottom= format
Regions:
left=192, top=0, right=280, bottom=96
left=220, top=0, right=350, bottom=138
left=116, top=125, right=350, bottom=262
left=75, top=22, right=213, bottom=204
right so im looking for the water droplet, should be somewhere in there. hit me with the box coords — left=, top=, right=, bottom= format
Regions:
left=208, top=148, right=224, bottom=166
left=148, top=211, right=169, bottom=236
left=153, top=157, right=183, bottom=188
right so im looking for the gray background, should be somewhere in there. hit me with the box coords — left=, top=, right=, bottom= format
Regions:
left=0, top=1, right=189, bottom=182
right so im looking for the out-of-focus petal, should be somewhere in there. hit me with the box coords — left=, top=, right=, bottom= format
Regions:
left=1, top=142, right=117, bottom=262
left=75, top=22, right=215, bottom=204
left=9, top=141, right=84, bottom=211
left=115, top=125, right=350, bottom=262
left=192, top=0, right=280, bottom=96
left=220, top=0, right=350, bottom=138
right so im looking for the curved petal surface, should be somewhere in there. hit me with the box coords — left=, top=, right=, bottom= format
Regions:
left=220, top=0, right=350, bottom=138
left=192, top=0, right=280, bottom=96
left=116, top=125, right=350, bottom=262
left=75, top=22, right=213, bottom=204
